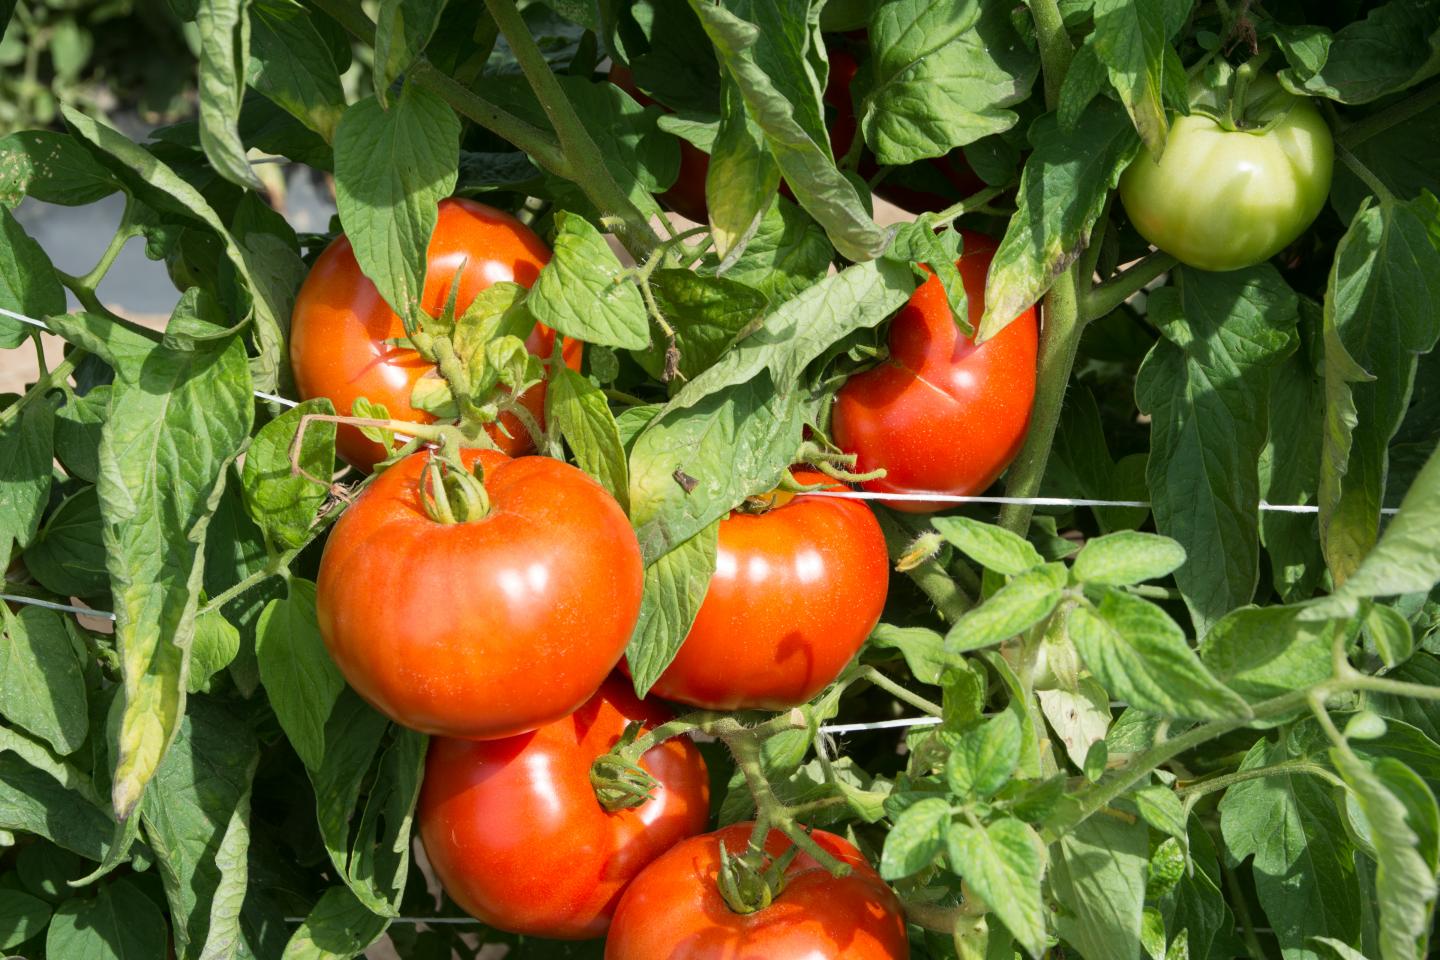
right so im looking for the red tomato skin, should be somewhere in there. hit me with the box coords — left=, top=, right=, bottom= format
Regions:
left=646, top=475, right=889, bottom=711
left=289, top=197, right=582, bottom=471
left=315, top=448, right=644, bottom=739
left=832, top=234, right=1038, bottom=512
left=418, top=677, right=711, bottom=939
left=606, top=822, right=909, bottom=960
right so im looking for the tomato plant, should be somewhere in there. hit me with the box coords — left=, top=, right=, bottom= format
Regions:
left=418, top=677, right=710, bottom=939
left=317, top=448, right=644, bottom=739
left=605, top=822, right=909, bottom=960
left=833, top=234, right=1038, bottom=510
left=0, top=1, right=1438, bottom=959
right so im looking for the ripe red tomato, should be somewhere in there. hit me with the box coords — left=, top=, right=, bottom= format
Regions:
left=418, top=677, right=710, bottom=939
left=606, top=822, right=909, bottom=960
left=290, top=197, right=583, bottom=471
left=315, top=448, right=643, bottom=739
left=831, top=233, right=1038, bottom=512
left=645, top=472, right=889, bottom=710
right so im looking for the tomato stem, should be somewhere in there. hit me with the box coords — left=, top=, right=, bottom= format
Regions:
left=1024, top=0, right=1075, bottom=111
left=876, top=510, right=973, bottom=621
left=1080, top=250, right=1178, bottom=323
left=860, top=666, right=943, bottom=717
left=481, top=0, right=662, bottom=259
left=1339, top=79, right=1440, bottom=149
left=1336, top=143, right=1396, bottom=206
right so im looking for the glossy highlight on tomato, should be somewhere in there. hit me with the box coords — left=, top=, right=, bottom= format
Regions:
left=646, top=472, right=889, bottom=710
left=1119, top=80, right=1334, bottom=272
left=289, top=197, right=582, bottom=470
left=315, top=448, right=643, bottom=739
left=832, top=233, right=1038, bottom=512
left=418, top=678, right=710, bottom=939
left=605, top=822, right=909, bottom=960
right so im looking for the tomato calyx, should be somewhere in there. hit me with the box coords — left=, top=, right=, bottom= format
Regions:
left=895, top=531, right=944, bottom=573
left=418, top=449, right=491, bottom=524
left=716, top=840, right=798, bottom=914
left=793, top=440, right=887, bottom=486
left=588, top=721, right=661, bottom=812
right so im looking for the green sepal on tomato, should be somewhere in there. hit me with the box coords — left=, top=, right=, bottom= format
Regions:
left=644, top=471, right=889, bottom=711
left=418, top=678, right=710, bottom=940
left=289, top=197, right=582, bottom=470
left=605, top=822, right=909, bottom=960
left=832, top=233, right=1038, bottom=511
left=315, top=447, right=643, bottom=739
left=1119, top=72, right=1334, bottom=272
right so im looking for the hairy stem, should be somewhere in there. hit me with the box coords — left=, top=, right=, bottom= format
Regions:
left=1025, top=0, right=1074, bottom=110
left=1340, top=80, right=1440, bottom=149
left=1336, top=142, right=1396, bottom=205
left=862, top=666, right=944, bottom=717
left=998, top=270, right=1083, bottom=534
left=1080, top=250, right=1178, bottom=322
left=482, top=0, right=660, bottom=257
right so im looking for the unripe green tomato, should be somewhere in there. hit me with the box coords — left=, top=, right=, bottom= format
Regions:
left=1119, top=87, right=1333, bottom=272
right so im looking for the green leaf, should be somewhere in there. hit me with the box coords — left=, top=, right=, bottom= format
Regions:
left=1310, top=439, right=1440, bottom=621
left=1159, top=817, right=1235, bottom=960
left=1043, top=385, right=1149, bottom=533
left=626, top=521, right=720, bottom=696
left=880, top=795, right=951, bottom=879
left=345, top=725, right=427, bottom=916
left=1070, top=589, right=1250, bottom=720
left=0, top=888, right=50, bottom=949
left=281, top=886, right=389, bottom=960
left=242, top=398, right=336, bottom=550
left=869, top=623, right=958, bottom=686
left=1199, top=604, right=1334, bottom=702
left=529, top=211, right=649, bottom=350
left=981, top=100, right=1140, bottom=339
left=1319, top=198, right=1440, bottom=585
left=60, top=106, right=287, bottom=389
left=637, top=269, right=769, bottom=383
left=1219, top=736, right=1363, bottom=960
left=863, top=0, right=1036, bottom=165
left=249, top=0, right=348, bottom=140
left=0, top=205, right=66, bottom=348
left=22, top=486, right=107, bottom=599
left=1261, top=305, right=1327, bottom=603
left=0, top=394, right=56, bottom=565
left=948, top=818, right=1047, bottom=958
left=305, top=690, right=421, bottom=915
left=931, top=516, right=1044, bottom=576
left=0, top=750, right=118, bottom=861
left=141, top=698, right=260, bottom=959
left=0, top=130, right=119, bottom=207
left=701, top=194, right=832, bottom=301
left=629, top=258, right=913, bottom=561
left=706, top=75, right=779, bottom=261
left=1073, top=531, right=1186, bottom=587
left=332, top=81, right=460, bottom=326
left=189, top=610, right=241, bottom=693
left=1134, top=785, right=1187, bottom=842
left=256, top=579, right=344, bottom=773
left=1052, top=811, right=1149, bottom=960
left=947, top=710, right=1022, bottom=799
left=99, top=296, right=254, bottom=818
left=486, top=75, right=676, bottom=219
left=1332, top=750, right=1438, bottom=960
left=546, top=364, right=629, bottom=509
left=1137, top=265, right=1300, bottom=634
left=691, top=0, right=890, bottom=262
left=374, top=0, right=450, bottom=106
left=1281, top=1, right=1440, bottom=103
left=197, top=0, right=264, bottom=190
left=47, top=878, right=168, bottom=959
left=1367, top=602, right=1416, bottom=669
left=0, top=607, right=87, bottom=756
left=1090, top=0, right=1180, bottom=156
left=1037, top=677, right=1112, bottom=770
left=946, top=562, right=1067, bottom=653
left=53, top=386, right=109, bottom=485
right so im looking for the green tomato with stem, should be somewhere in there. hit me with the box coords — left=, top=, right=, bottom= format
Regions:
left=1119, top=74, right=1334, bottom=272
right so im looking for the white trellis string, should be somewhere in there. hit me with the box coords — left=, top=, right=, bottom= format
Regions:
left=803, top=489, right=1400, bottom=516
